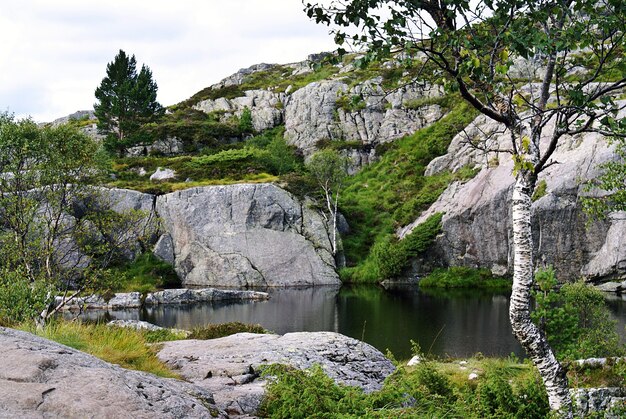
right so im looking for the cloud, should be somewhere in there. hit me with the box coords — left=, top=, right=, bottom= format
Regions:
left=0, top=0, right=338, bottom=122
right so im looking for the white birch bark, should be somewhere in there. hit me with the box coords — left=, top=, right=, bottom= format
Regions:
left=509, top=173, right=572, bottom=417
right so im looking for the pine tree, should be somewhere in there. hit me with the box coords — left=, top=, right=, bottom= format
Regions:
left=94, top=50, right=164, bottom=156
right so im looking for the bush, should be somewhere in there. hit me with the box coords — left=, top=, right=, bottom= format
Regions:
left=419, top=267, right=511, bottom=290
left=188, top=322, right=267, bottom=340
left=0, top=267, right=51, bottom=325
left=532, top=267, right=624, bottom=360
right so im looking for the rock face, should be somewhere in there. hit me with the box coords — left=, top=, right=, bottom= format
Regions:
left=156, top=183, right=340, bottom=287
left=0, top=327, right=224, bottom=418
left=283, top=79, right=444, bottom=157
left=194, top=89, right=285, bottom=132
left=399, top=113, right=626, bottom=282
left=157, top=331, right=395, bottom=416
left=571, top=387, right=626, bottom=417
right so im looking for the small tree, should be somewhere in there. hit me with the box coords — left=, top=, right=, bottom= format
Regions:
left=0, top=114, right=153, bottom=325
left=305, top=0, right=626, bottom=415
left=307, top=149, right=349, bottom=256
left=94, top=49, right=164, bottom=156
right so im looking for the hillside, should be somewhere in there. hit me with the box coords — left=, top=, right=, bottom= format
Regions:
left=58, top=51, right=626, bottom=288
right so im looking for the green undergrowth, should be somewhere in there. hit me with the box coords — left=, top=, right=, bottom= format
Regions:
left=106, top=253, right=180, bottom=294
left=110, top=126, right=302, bottom=194
left=340, top=212, right=443, bottom=283
left=258, top=356, right=551, bottom=419
left=419, top=267, right=512, bottom=290
left=339, top=97, right=479, bottom=282
left=259, top=353, right=626, bottom=418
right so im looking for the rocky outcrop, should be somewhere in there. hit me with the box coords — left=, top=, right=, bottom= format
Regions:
left=400, top=112, right=626, bottom=283
left=157, top=331, right=395, bottom=416
left=156, top=183, right=340, bottom=287
left=0, top=327, right=224, bottom=418
left=144, top=288, right=269, bottom=305
left=194, top=89, right=285, bottom=132
left=283, top=79, right=444, bottom=157
left=56, top=288, right=269, bottom=311
left=571, top=387, right=626, bottom=417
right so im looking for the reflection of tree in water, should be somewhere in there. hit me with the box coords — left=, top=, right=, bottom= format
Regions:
left=70, top=286, right=626, bottom=360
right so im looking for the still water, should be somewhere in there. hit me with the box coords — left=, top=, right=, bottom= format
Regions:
left=84, top=285, right=625, bottom=359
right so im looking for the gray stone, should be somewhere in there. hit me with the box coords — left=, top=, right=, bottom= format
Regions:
left=153, top=233, right=175, bottom=264
left=108, top=292, right=142, bottom=309
left=0, top=327, right=225, bottom=418
left=284, top=79, right=443, bottom=160
left=144, top=288, right=269, bottom=305
left=107, top=320, right=166, bottom=331
left=150, top=167, right=176, bottom=182
left=194, top=89, right=285, bottom=132
left=400, top=107, right=626, bottom=283
left=596, top=281, right=626, bottom=293
left=571, top=387, right=626, bottom=417
left=157, top=331, right=395, bottom=415
left=156, top=183, right=340, bottom=287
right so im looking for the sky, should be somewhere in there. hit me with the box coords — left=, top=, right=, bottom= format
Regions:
left=0, top=0, right=339, bottom=123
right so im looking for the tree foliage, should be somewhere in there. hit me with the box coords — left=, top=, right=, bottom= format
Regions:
left=307, top=149, right=349, bottom=255
left=94, top=49, right=164, bottom=156
left=532, top=268, right=624, bottom=361
left=0, top=114, right=153, bottom=325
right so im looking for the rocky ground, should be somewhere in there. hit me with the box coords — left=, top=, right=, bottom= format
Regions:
left=0, top=327, right=395, bottom=418
left=0, top=327, right=225, bottom=418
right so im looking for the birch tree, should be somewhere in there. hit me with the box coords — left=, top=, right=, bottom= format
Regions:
left=304, top=0, right=626, bottom=416
left=308, top=149, right=349, bottom=256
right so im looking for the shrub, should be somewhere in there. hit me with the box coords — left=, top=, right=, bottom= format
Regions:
left=532, top=267, right=624, bottom=360
left=188, top=322, right=267, bottom=340
left=419, top=267, right=511, bottom=290
left=0, top=267, right=51, bottom=325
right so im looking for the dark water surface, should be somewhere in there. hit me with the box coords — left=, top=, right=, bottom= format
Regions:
left=85, top=286, right=626, bottom=359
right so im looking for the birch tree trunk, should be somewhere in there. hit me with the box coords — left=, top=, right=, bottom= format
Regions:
left=509, top=172, right=572, bottom=417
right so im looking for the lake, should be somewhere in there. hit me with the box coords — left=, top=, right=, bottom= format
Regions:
left=85, top=285, right=626, bottom=360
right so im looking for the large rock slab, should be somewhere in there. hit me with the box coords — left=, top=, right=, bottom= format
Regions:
left=155, top=183, right=340, bottom=287
left=0, top=327, right=224, bottom=418
left=400, top=111, right=626, bottom=283
left=157, top=331, right=395, bottom=416
left=284, top=79, right=444, bottom=157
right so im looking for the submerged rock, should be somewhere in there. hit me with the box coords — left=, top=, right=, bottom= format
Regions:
left=157, top=331, right=395, bottom=416
left=0, top=327, right=224, bottom=418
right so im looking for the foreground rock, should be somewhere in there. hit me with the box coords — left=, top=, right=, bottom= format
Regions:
left=158, top=331, right=395, bottom=416
left=400, top=110, right=626, bottom=283
left=156, top=183, right=340, bottom=287
left=0, top=327, right=224, bottom=418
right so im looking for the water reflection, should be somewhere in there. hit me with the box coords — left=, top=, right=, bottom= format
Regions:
left=81, top=285, right=547, bottom=359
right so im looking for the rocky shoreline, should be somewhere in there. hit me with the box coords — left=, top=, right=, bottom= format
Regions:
left=55, top=287, right=269, bottom=311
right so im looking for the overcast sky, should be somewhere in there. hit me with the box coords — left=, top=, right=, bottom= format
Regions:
left=0, top=0, right=338, bottom=123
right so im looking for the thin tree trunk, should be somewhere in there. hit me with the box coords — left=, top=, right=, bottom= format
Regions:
left=509, top=173, right=572, bottom=417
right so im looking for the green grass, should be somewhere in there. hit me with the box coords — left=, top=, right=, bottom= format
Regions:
left=20, top=321, right=180, bottom=378
left=338, top=96, right=479, bottom=280
left=107, top=253, right=180, bottom=294
left=109, top=126, right=302, bottom=194
left=419, top=267, right=512, bottom=290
